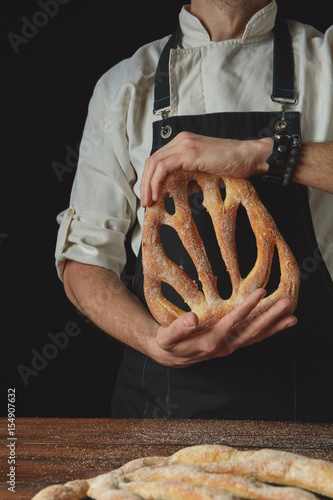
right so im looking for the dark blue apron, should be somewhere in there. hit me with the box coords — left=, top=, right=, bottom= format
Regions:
left=111, top=14, right=333, bottom=422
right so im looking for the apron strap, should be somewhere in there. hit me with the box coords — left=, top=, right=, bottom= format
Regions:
left=271, top=14, right=297, bottom=104
left=153, top=27, right=180, bottom=113
left=153, top=14, right=296, bottom=113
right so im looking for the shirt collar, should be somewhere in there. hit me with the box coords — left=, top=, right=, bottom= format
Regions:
left=179, top=1, right=277, bottom=48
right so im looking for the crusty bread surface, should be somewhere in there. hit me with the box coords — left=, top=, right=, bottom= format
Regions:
left=32, top=444, right=333, bottom=500
left=142, top=172, right=300, bottom=329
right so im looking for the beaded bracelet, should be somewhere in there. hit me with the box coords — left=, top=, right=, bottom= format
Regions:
left=282, top=134, right=302, bottom=186
left=263, top=134, right=302, bottom=186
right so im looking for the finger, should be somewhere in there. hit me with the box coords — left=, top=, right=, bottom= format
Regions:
left=251, top=312, right=298, bottom=344
left=221, top=288, right=267, bottom=331
left=150, top=158, right=180, bottom=202
left=240, top=303, right=297, bottom=347
left=230, top=298, right=297, bottom=351
left=141, top=151, right=175, bottom=207
left=159, top=289, right=266, bottom=358
left=156, top=312, right=199, bottom=350
left=141, top=134, right=196, bottom=206
left=140, top=156, right=156, bottom=207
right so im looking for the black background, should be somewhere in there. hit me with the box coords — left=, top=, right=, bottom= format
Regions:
left=2, top=1, right=331, bottom=417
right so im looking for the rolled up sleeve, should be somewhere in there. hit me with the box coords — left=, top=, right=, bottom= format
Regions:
left=55, top=74, right=138, bottom=281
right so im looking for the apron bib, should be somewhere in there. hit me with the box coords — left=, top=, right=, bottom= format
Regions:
left=111, top=15, right=333, bottom=421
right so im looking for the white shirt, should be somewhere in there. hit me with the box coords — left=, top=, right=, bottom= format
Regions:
left=55, top=1, right=333, bottom=281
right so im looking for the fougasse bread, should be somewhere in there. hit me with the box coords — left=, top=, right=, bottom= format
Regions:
left=141, top=172, right=300, bottom=330
left=32, top=444, right=333, bottom=499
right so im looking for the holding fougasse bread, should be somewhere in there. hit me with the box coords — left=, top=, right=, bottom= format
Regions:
left=142, top=171, right=300, bottom=330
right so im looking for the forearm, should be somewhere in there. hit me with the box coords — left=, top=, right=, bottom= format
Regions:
left=141, top=134, right=333, bottom=207
left=293, top=141, right=333, bottom=193
left=62, top=260, right=159, bottom=356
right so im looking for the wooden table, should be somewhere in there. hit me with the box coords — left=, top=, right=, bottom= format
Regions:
left=1, top=418, right=333, bottom=499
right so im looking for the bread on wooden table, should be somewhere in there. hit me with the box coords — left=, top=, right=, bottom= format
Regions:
left=32, top=444, right=333, bottom=499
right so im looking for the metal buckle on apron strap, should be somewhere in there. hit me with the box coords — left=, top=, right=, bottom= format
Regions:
left=266, top=94, right=301, bottom=185
left=153, top=107, right=172, bottom=139
left=271, top=95, right=298, bottom=131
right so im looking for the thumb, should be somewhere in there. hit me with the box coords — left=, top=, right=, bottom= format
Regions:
left=156, top=312, right=199, bottom=350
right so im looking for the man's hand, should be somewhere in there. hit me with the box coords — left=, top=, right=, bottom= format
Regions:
left=141, top=132, right=272, bottom=206
left=64, top=262, right=297, bottom=369
left=141, top=132, right=333, bottom=202
left=150, top=288, right=297, bottom=368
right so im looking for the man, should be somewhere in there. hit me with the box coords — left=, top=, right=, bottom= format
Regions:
left=55, top=0, right=333, bottom=420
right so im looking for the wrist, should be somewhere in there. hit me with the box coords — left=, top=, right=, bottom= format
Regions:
left=255, top=137, right=273, bottom=175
